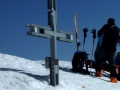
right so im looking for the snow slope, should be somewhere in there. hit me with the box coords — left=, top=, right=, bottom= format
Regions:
left=0, top=53, right=120, bottom=90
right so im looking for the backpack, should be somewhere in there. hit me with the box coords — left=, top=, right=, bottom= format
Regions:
left=71, top=50, right=91, bottom=74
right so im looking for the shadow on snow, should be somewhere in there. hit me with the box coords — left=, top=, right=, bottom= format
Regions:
left=0, top=68, right=49, bottom=83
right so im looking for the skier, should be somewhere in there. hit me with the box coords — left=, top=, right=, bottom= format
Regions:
left=95, top=18, right=120, bottom=83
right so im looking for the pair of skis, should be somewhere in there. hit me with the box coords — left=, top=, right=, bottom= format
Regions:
left=74, top=14, right=88, bottom=52
left=74, top=14, right=80, bottom=51
left=74, top=14, right=96, bottom=59
left=74, top=14, right=96, bottom=75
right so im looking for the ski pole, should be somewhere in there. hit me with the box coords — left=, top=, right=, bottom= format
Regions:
left=83, top=28, right=88, bottom=52
left=90, top=29, right=96, bottom=74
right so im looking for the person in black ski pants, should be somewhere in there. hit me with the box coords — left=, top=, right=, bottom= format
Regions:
left=95, top=18, right=120, bottom=83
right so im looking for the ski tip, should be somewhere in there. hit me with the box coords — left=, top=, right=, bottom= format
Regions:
left=74, top=14, right=78, bottom=20
left=75, top=13, right=78, bottom=15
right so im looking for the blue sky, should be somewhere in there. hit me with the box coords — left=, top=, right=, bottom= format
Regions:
left=0, top=0, right=120, bottom=61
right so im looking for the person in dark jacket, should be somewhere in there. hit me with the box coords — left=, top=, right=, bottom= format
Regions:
left=95, top=18, right=120, bottom=83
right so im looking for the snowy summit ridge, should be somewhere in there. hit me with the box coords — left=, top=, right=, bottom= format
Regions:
left=0, top=53, right=120, bottom=90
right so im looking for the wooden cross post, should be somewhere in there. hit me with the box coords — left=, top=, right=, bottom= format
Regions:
left=26, top=0, right=73, bottom=86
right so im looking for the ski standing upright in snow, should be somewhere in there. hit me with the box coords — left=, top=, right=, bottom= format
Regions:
left=74, top=14, right=80, bottom=51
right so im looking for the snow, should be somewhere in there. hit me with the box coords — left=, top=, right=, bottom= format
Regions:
left=0, top=53, right=120, bottom=90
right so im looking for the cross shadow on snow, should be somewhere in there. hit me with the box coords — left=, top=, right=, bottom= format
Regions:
left=20, top=71, right=49, bottom=83
left=0, top=68, right=22, bottom=72
left=0, top=68, right=49, bottom=83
